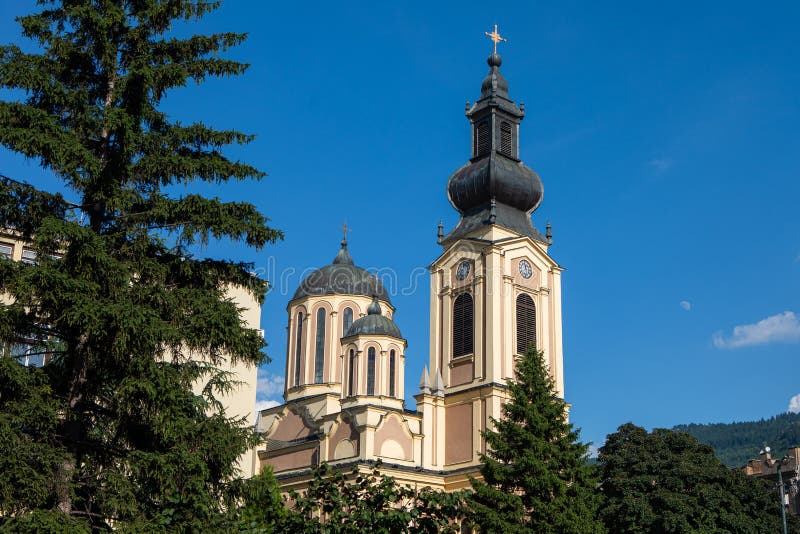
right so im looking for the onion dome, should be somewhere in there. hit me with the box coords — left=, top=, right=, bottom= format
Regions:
left=292, top=241, right=391, bottom=303
left=344, top=296, right=402, bottom=338
left=442, top=52, right=547, bottom=245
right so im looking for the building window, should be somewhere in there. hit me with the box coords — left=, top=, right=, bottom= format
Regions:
left=7, top=342, right=44, bottom=367
left=0, top=243, right=12, bottom=259
left=21, top=248, right=37, bottom=265
left=389, top=349, right=396, bottom=397
left=294, top=312, right=303, bottom=386
left=348, top=348, right=356, bottom=396
left=367, top=347, right=376, bottom=395
left=474, top=121, right=490, bottom=157
left=500, top=121, right=513, bottom=156
left=343, top=307, right=353, bottom=335
left=453, top=293, right=474, bottom=357
left=314, top=308, right=326, bottom=384
left=516, top=293, right=537, bottom=354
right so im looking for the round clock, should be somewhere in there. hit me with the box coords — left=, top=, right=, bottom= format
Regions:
left=456, top=260, right=471, bottom=280
left=519, top=259, right=533, bottom=279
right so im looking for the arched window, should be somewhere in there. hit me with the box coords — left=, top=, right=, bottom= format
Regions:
left=474, top=121, right=490, bottom=157
left=343, top=307, right=353, bottom=335
left=348, top=348, right=356, bottom=396
left=389, top=349, right=396, bottom=397
left=294, top=312, right=303, bottom=386
left=367, top=347, right=376, bottom=395
left=453, top=293, right=474, bottom=357
left=516, top=293, right=537, bottom=354
left=314, top=308, right=326, bottom=384
left=500, top=121, right=513, bottom=156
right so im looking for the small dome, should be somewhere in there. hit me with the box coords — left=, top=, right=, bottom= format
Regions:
left=345, top=296, right=403, bottom=339
left=292, top=243, right=391, bottom=303
left=480, top=55, right=509, bottom=98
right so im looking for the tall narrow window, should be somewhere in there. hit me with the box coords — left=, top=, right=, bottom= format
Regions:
left=500, top=121, right=513, bottom=156
left=294, top=312, right=303, bottom=386
left=516, top=294, right=537, bottom=354
left=314, top=308, right=326, bottom=384
left=474, top=121, right=490, bottom=157
left=343, top=307, right=353, bottom=335
left=348, top=349, right=356, bottom=396
left=389, top=349, right=396, bottom=397
left=367, top=347, right=376, bottom=395
left=453, top=293, right=474, bottom=357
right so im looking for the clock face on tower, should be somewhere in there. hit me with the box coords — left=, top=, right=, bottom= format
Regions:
left=519, top=259, right=533, bottom=279
left=456, top=260, right=471, bottom=281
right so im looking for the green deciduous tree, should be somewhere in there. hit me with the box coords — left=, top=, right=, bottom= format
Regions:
left=468, top=348, right=605, bottom=533
left=0, top=0, right=281, bottom=530
left=598, top=423, right=800, bottom=533
left=280, top=462, right=466, bottom=533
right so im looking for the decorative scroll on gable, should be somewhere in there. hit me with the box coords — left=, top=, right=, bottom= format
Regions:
left=267, top=405, right=319, bottom=443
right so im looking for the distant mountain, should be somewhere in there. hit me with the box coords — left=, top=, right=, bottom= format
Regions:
left=673, top=412, right=800, bottom=467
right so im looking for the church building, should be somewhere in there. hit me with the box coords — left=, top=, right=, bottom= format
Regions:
left=254, top=39, right=565, bottom=492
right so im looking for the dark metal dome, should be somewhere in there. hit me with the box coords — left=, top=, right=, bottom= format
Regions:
left=447, top=152, right=543, bottom=215
left=480, top=53, right=509, bottom=98
left=344, top=296, right=402, bottom=339
left=292, top=243, right=391, bottom=303
left=440, top=51, right=548, bottom=245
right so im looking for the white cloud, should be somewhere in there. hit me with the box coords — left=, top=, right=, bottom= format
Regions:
left=789, top=394, right=800, bottom=414
left=257, top=371, right=285, bottom=398
left=586, top=444, right=599, bottom=459
left=713, top=311, right=800, bottom=349
left=680, top=300, right=691, bottom=311
left=648, top=158, right=673, bottom=173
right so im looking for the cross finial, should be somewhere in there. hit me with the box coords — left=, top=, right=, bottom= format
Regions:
left=340, top=220, right=351, bottom=247
left=485, top=24, right=507, bottom=55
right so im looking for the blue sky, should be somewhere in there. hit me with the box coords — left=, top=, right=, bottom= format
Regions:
left=1, top=1, right=799, bottom=451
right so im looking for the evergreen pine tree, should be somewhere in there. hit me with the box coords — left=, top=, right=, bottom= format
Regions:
left=468, top=348, right=605, bottom=533
left=0, top=1, right=281, bottom=530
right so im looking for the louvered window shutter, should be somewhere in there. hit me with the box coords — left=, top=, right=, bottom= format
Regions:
left=516, top=294, right=537, bottom=354
left=453, top=293, right=474, bottom=357
left=474, top=122, right=490, bottom=157
left=500, top=121, right=513, bottom=156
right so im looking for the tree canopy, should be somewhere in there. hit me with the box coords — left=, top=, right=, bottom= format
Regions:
left=468, top=348, right=605, bottom=533
left=598, top=423, right=800, bottom=533
left=0, top=0, right=281, bottom=530
left=674, top=412, right=800, bottom=467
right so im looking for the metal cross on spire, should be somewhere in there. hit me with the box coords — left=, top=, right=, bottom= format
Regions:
left=485, top=24, right=507, bottom=54
left=340, top=220, right=351, bottom=246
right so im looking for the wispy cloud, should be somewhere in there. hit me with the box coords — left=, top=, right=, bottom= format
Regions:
left=255, top=371, right=284, bottom=417
left=789, top=394, right=800, bottom=414
left=257, top=371, right=285, bottom=398
left=713, top=311, right=800, bottom=349
left=648, top=157, right=673, bottom=173
left=680, top=300, right=691, bottom=311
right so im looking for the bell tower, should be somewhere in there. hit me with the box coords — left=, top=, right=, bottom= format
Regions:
left=420, top=33, right=565, bottom=474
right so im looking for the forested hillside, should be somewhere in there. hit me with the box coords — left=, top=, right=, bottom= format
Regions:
left=674, top=412, right=800, bottom=467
